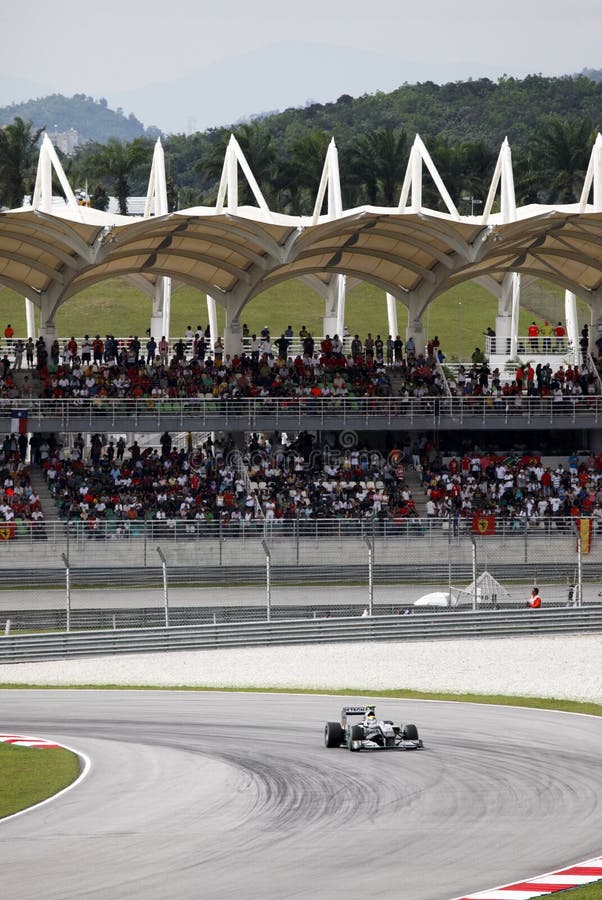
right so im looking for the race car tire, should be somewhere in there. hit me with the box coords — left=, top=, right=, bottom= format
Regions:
left=349, top=724, right=363, bottom=751
left=324, top=721, right=344, bottom=748
left=403, top=724, right=419, bottom=740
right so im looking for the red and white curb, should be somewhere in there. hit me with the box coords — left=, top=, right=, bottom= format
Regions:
left=0, top=733, right=62, bottom=749
left=0, top=733, right=92, bottom=823
left=451, top=854, right=602, bottom=898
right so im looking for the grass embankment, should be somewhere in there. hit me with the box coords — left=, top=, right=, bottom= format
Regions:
left=0, top=279, right=589, bottom=361
left=0, top=742, right=80, bottom=818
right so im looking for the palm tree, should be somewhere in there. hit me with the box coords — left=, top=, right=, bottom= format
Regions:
left=529, top=117, right=597, bottom=203
left=456, top=140, right=497, bottom=213
left=0, top=117, right=44, bottom=208
left=276, top=130, right=331, bottom=214
left=199, top=121, right=277, bottom=206
left=345, top=127, right=408, bottom=206
left=79, top=137, right=153, bottom=215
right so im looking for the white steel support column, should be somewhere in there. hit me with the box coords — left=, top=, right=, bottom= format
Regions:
left=575, top=134, right=602, bottom=361
left=25, top=303, right=36, bottom=340
left=509, top=273, right=521, bottom=359
left=483, top=139, right=519, bottom=358
left=565, top=291, right=580, bottom=364
left=144, top=140, right=171, bottom=339
left=335, top=276, right=346, bottom=341
left=590, top=290, right=602, bottom=357
left=29, top=135, right=83, bottom=342
left=406, top=296, right=425, bottom=353
left=39, top=296, right=58, bottom=347
left=324, top=278, right=340, bottom=336
left=386, top=293, right=399, bottom=342
left=224, top=321, right=242, bottom=359
left=313, top=140, right=346, bottom=337
left=150, top=276, right=171, bottom=343
left=207, top=295, right=218, bottom=353
left=223, top=298, right=243, bottom=359
left=397, top=137, right=462, bottom=356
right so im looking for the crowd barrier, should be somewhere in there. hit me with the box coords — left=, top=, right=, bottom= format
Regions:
left=1, top=395, right=602, bottom=431
left=0, top=515, right=594, bottom=545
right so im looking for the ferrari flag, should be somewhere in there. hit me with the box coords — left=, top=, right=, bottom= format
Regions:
left=471, top=514, right=496, bottom=535
left=11, top=409, right=28, bottom=434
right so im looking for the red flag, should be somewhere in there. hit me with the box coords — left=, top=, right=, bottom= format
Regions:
left=471, top=514, right=496, bottom=535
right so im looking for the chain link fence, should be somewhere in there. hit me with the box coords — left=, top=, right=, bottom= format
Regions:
left=0, top=523, right=599, bottom=634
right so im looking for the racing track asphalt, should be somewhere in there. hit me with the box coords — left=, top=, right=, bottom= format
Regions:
left=1, top=689, right=602, bottom=900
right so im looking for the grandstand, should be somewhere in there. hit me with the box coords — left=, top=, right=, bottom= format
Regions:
left=0, top=131, right=601, bottom=620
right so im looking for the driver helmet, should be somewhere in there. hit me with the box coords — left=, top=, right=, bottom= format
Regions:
left=366, top=705, right=376, bottom=718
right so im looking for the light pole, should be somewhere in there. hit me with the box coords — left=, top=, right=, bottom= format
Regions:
left=470, top=534, right=477, bottom=611
left=61, top=553, right=70, bottom=633
left=261, top=539, right=271, bottom=621
left=471, top=196, right=483, bottom=216
left=157, top=547, right=169, bottom=627
left=364, top=536, right=374, bottom=616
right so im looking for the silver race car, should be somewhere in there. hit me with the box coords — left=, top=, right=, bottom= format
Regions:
left=324, top=704, right=424, bottom=752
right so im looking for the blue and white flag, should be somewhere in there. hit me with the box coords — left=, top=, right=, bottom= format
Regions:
left=11, top=409, right=28, bottom=434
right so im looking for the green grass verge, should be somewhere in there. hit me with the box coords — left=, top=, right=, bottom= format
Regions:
left=553, top=887, right=602, bottom=900
left=0, top=277, right=590, bottom=359
left=1, top=685, right=599, bottom=897
left=0, top=742, right=81, bottom=819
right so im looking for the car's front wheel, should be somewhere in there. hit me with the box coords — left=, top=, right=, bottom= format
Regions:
left=403, top=724, right=419, bottom=741
left=324, top=721, right=344, bottom=748
left=348, top=724, right=364, bottom=751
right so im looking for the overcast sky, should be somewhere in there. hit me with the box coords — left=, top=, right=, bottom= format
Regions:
left=1, top=0, right=601, bottom=133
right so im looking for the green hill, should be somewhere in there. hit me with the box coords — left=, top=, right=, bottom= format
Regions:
left=0, top=94, right=161, bottom=143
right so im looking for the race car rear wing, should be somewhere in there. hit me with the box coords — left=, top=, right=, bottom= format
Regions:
left=341, top=706, right=371, bottom=716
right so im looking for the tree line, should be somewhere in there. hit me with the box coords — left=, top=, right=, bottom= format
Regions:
left=1, top=73, right=602, bottom=215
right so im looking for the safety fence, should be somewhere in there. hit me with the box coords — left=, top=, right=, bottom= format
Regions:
left=0, top=526, right=598, bottom=635
left=0, top=518, right=598, bottom=580
left=2, top=606, right=602, bottom=664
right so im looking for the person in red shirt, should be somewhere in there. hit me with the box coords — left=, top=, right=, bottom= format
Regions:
left=515, top=365, right=524, bottom=392
left=527, top=587, right=542, bottom=608
left=554, top=321, right=566, bottom=350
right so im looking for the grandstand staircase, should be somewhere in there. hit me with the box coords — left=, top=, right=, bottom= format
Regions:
left=28, top=466, right=59, bottom=521
left=402, top=465, right=428, bottom=515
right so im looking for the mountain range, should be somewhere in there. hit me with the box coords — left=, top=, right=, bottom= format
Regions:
left=1, top=41, right=510, bottom=136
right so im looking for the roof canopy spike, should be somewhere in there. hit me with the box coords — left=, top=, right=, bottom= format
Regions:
left=32, top=133, right=81, bottom=217
left=311, top=138, right=343, bottom=225
left=397, top=134, right=460, bottom=219
left=215, top=134, right=272, bottom=219
left=578, top=132, right=602, bottom=213
left=143, top=138, right=168, bottom=219
left=482, top=137, right=517, bottom=224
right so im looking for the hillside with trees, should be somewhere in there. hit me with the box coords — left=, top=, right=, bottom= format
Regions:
left=2, top=73, right=602, bottom=213
left=0, top=93, right=161, bottom=143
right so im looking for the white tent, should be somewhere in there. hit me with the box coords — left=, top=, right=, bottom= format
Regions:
left=456, top=571, right=511, bottom=607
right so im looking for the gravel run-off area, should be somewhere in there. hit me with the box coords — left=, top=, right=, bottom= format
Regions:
left=0, top=634, right=600, bottom=703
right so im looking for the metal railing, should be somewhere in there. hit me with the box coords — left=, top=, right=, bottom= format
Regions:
left=485, top=335, right=573, bottom=356
left=2, top=395, right=602, bottom=431
left=0, top=516, right=595, bottom=546
left=2, top=606, right=602, bottom=663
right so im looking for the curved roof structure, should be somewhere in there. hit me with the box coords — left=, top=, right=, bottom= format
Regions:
left=2, top=133, right=602, bottom=321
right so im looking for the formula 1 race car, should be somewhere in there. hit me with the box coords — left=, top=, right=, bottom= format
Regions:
left=324, top=705, right=424, bottom=752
